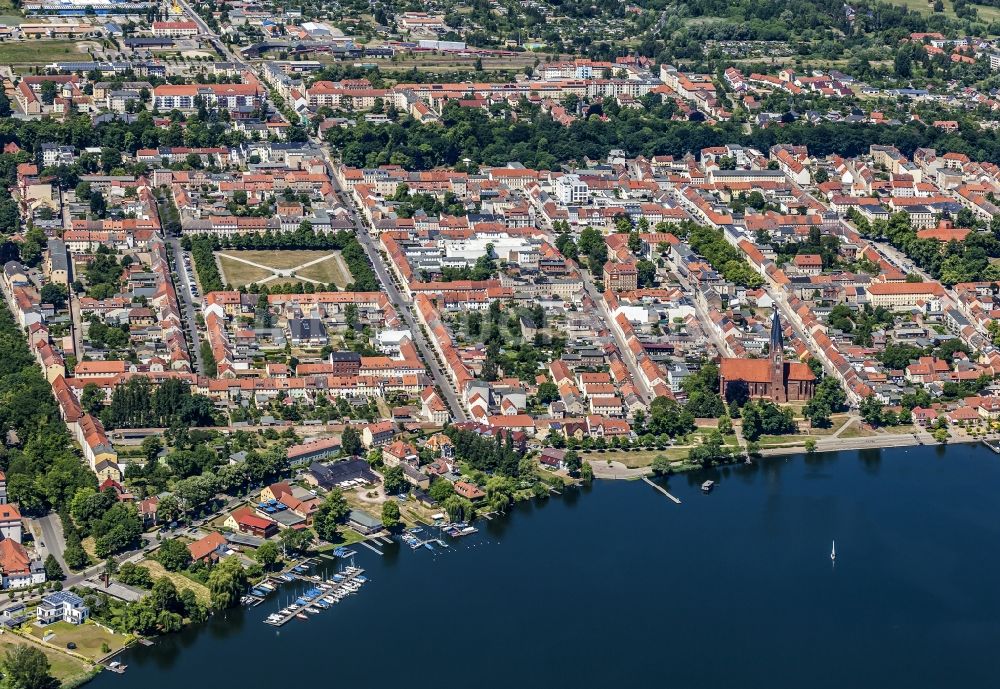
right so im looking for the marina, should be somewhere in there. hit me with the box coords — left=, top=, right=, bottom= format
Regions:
left=263, top=566, right=367, bottom=627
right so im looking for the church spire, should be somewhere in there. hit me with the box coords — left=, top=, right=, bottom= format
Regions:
left=770, top=309, right=784, bottom=354
left=770, top=309, right=787, bottom=403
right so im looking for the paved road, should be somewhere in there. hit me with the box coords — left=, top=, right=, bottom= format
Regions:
left=177, top=0, right=247, bottom=67
left=35, top=513, right=68, bottom=573
left=766, top=286, right=850, bottom=398
left=318, top=147, right=469, bottom=422
left=167, top=236, right=205, bottom=374
left=174, top=0, right=466, bottom=422
left=672, top=269, right=732, bottom=357
left=578, top=272, right=653, bottom=403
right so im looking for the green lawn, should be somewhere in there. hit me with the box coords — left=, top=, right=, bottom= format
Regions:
left=884, top=0, right=1000, bottom=23
left=583, top=448, right=690, bottom=468
left=29, top=621, right=130, bottom=662
left=0, top=41, right=84, bottom=65
left=755, top=434, right=807, bottom=448
left=142, top=559, right=211, bottom=604
left=0, top=633, right=93, bottom=685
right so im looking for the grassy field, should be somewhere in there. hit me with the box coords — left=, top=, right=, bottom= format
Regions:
left=29, top=621, right=129, bottom=662
left=0, top=40, right=85, bottom=64
left=838, top=423, right=879, bottom=439
left=216, top=255, right=272, bottom=286
left=0, top=633, right=93, bottom=685
left=216, top=250, right=351, bottom=288
left=142, top=559, right=211, bottom=604
left=583, top=448, right=690, bottom=468
left=81, top=536, right=97, bottom=561
left=296, top=253, right=352, bottom=287
left=885, top=0, right=1000, bottom=22
left=353, top=52, right=545, bottom=73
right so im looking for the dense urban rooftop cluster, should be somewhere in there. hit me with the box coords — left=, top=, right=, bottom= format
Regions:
left=7, top=0, right=1000, bottom=676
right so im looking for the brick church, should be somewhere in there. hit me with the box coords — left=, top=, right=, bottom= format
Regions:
left=718, top=311, right=816, bottom=403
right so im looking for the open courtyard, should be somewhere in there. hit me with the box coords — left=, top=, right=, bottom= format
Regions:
left=216, top=250, right=353, bottom=289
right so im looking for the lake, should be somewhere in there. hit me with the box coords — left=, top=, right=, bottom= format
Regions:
left=91, top=444, right=1000, bottom=688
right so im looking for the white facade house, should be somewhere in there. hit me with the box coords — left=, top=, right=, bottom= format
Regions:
left=555, top=174, right=588, bottom=205
left=36, top=592, right=90, bottom=625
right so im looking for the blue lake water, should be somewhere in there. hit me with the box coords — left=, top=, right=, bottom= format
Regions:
left=91, top=444, right=1000, bottom=688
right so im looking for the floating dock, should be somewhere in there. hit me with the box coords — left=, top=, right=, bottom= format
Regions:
left=642, top=476, right=681, bottom=504
left=263, top=567, right=366, bottom=627
left=358, top=540, right=383, bottom=555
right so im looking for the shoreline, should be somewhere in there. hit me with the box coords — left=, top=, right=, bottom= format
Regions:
left=585, top=432, right=985, bottom=480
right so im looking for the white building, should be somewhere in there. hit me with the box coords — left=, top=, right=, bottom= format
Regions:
left=555, top=174, right=588, bottom=205
left=0, top=504, right=22, bottom=543
left=36, top=592, right=89, bottom=625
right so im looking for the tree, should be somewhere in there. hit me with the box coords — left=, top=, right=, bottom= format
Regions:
left=0, top=645, right=58, bottom=689
left=80, top=383, right=105, bottom=416
left=254, top=541, right=279, bottom=569
left=341, top=426, right=362, bottom=456
left=804, top=438, right=817, bottom=453
left=443, top=495, right=474, bottom=523
left=381, top=500, right=400, bottom=529
left=280, top=528, right=312, bottom=555
left=313, top=489, right=350, bottom=542
left=536, top=381, right=559, bottom=404
left=428, top=478, right=454, bottom=503
left=649, top=396, right=695, bottom=437
left=39, top=81, right=57, bottom=106
left=156, top=538, right=192, bottom=572
left=860, top=395, right=884, bottom=427
left=636, top=259, right=657, bottom=288
left=117, top=562, right=153, bottom=588
left=381, top=465, right=407, bottom=496
left=140, top=435, right=163, bottom=464
left=207, top=557, right=247, bottom=610
left=651, top=454, right=672, bottom=475
left=63, top=540, right=89, bottom=571
left=39, top=284, right=67, bottom=310
left=42, top=555, right=64, bottom=582
left=563, top=450, right=582, bottom=475
left=156, top=495, right=181, bottom=524
left=580, top=461, right=594, bottom=483
left=717, top=415, right=733, bottom=435
left=933, top=427, right=950, bottom=443
left=149, top=577, right=180, bottom=614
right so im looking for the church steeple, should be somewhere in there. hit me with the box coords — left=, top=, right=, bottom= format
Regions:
left=770, top=309, right=787, bottom=403
left=770, top=309, right=784, bottom=354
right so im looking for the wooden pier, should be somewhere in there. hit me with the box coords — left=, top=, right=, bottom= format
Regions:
left=642, top=476, right=681, bottom=504
left=263, top=567, right=366, bottom=627
left=358, top=540, right=384, bottom=555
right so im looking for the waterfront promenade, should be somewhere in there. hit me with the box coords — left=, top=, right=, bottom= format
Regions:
left=587, top=428, right=983, bottom=480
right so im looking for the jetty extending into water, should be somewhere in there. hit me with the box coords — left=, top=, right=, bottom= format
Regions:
left=263, top=566, right=366, bottom=627
left=642, top=476, right=681, bottom=504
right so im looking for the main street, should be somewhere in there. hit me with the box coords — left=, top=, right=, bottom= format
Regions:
left=319, top=149, right=469, bottom=422
left=671, top=268, right=734, bottom=357
left=578, top=271, right=653, bottom=403
left=167, top=236, right=205, bottom=374
left=172, top=0, right=467, bottom=421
